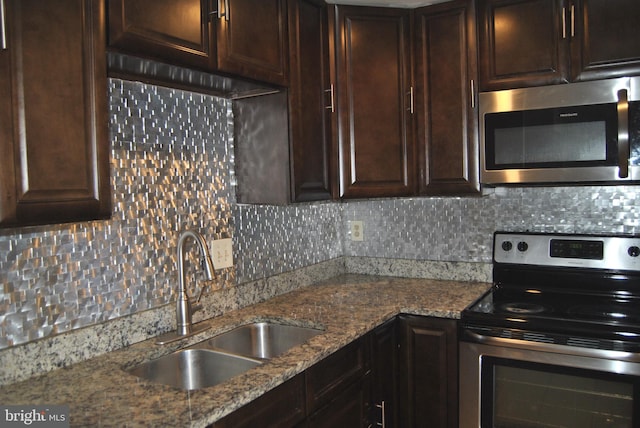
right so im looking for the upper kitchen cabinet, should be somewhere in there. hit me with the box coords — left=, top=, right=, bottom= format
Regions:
left=571, top=0, right=640, bottom=82
left=332, top=6, right=415, bottom=198
left=288, top=0, right=335, bottom=201
left=217, top=0, right=289, bottom=86
left=0, top=0, right=111, bottom=228
left=108, top=0, right=289, bottom=86
left=478, top=0, right=568, bottom=90
left=415, top=0, right=480, bottom=195
left=478, top=0, right=640, bottom=91
left=108, top=0, right=214, bottom=70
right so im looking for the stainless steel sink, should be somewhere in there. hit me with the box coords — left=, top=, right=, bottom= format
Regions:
left=197, top=322, right=323, bottom=360
left=128, top=349, right=261, bottom=390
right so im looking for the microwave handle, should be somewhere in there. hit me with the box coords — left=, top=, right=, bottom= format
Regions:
left=618, top=89, right=629, bottom=179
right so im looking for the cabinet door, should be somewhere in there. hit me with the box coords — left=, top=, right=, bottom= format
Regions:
left=307, top=376, right=371, bottom=428
left=108, top=0, right=214, bottom=70
left=415, top=0, right=480, bottom=195
left=288, top=0, right=334, bottom=202
left=478, top=0, right=569, bottom=90
left=213, top=374, right=306, bottom=428
left=0, top=0, right=111, bottom=227
left=216, top=0, right=288, bottom=86
left=370, top=319, right=398, bottom=428
left=333, top=6, right=415, bottom=198
left=571, top=0, right=640, bottom=81
left=398, top=316, right=458, bottom=428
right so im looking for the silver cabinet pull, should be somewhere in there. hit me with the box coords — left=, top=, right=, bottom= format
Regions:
left=562, top=6, right=567, bottom=39
left=376, top=401, right=386, bottom=428
left=210, top=0, right=229, bottom=21
left=325, top=84, right=335, bottom=113
left=1, top=0, right=6, bottom=50
left=617, top=89, right=629, bottom=179
left=470, top=79, right=476, bottom=109
left=570, top=4, right=575, bottom=38
left=407, top=86, right=414, bottom=115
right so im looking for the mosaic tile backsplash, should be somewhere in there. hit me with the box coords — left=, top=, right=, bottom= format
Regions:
left=2, top=78, right=640, bottom=350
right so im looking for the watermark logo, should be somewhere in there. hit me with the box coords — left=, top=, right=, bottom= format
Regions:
left=1, top=406, right=69, bottom=427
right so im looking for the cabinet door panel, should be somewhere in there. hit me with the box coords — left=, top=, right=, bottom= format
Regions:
left=398, top=316, right=458, bottom=428
left=108, top=0, right=213, bottom=69
left=0, top=0, right=110, bottom=227
left=478, top=0, right=569, bottom=90
left=288, top=0, right=334, bottom=202
left=572, top=0, right=640, bottom=81
left=334, top=6, right=414, bottom=198
left=416, top=0, right=480, bottom=195
left=217, top=0, right=288, bottom=85
left=307, top=376, right=370, bottom=428
left=213, top=375, right=306, bottom=428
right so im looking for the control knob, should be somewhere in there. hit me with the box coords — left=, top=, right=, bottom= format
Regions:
left=501, top=241, right=513, bottom=251
left=628, top=246, right=640, bottom=257
left=517, top=241, right=528, bottom=252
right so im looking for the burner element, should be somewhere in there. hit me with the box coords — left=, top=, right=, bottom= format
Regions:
left=500, top=302, right=546, bottom=315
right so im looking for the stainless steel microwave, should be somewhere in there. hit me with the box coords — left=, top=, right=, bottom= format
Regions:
left=480, top=77, right=640, bottom=185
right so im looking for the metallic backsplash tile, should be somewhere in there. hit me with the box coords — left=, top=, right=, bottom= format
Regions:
left=2, top=78, right=640, bottom=350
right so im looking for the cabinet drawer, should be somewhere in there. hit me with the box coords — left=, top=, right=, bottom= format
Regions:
left=305, top=338, right=368, bottom=413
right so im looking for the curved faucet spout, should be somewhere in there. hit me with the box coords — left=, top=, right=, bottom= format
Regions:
left=176, top=230, right=216, bottom=336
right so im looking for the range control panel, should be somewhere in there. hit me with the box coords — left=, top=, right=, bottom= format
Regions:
left=494, top=232, right=640, bottom=271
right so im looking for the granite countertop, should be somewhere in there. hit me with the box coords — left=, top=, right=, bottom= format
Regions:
left=0, top=274, right=490, bottom=427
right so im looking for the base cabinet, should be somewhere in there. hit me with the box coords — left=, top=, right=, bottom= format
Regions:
left=398, top=315, right=458, bottom=428
left=212, top=374, right=306, bottom=428
left=212, top=316, right=458, bottom=428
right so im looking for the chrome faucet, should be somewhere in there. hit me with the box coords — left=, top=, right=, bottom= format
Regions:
left=176, top=230, right=216, bottom=336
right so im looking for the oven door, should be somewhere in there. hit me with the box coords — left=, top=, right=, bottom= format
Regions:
left=460, top=334, right=640, bottom=428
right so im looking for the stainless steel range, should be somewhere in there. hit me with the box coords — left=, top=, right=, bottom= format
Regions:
left=460, top=232, right=640, bottom=428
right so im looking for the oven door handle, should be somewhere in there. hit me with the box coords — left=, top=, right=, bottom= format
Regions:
left=462, top=329, right=640, bottom=361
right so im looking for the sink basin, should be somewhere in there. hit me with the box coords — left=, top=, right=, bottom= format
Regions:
left=198, top=322, right=323, bottom=359
left=128, top=349, right=261, bottom=390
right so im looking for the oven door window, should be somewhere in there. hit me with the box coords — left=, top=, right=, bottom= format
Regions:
left=481, top=357, right=638, bottom=428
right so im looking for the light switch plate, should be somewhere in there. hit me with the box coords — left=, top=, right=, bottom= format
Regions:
left=211, top=238, right=233, bottom=269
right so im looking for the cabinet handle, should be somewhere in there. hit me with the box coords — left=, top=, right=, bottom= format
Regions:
left=617, top=89, right=629, bottom=179
left=470, top=79, right=476, bottom=109
left=376, top=401, right=386, bottom=428
left=561, top=6, right=567, bottom=39
left=1, top=0, right=6, bottom=50
left=407, top=86, right=414, bottom=115
left=570, top=4, right=575, bottom=38
left=210, top=0, right=229, bottom=21
left=325, top=84, right=335, bottom=113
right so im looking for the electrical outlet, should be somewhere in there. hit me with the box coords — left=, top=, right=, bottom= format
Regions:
left=350, top=221, right=364, bottom=241
left=211, top=238, right=233, bottom=269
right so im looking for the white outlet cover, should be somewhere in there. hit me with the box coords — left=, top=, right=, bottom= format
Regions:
left=350, top=221, right=364, bottom=241
left=211, top=238, right=234, bottom=269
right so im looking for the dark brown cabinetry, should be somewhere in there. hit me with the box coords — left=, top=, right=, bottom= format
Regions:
left=108, top=0, right=214, bottom=70
left=478, top=0, right=640, bottom=90
left=306, top=337, right=370, bottom=427
left=108, top=0, right=288, bottom=86
left=212, top=374, right=306, bottom=428
left=332, top=6, right=415, bottom=198
left=398, top=315, right=458, bottom=428
left=415, top=0, right=480, bottom=195
left=0, top=0, right=111, bottom=227
left=369, top=318, right=398, bottom=428
left=288, top=0, right=335, bottom=202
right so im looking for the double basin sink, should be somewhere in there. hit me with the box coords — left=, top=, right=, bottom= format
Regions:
left=128, top=321, right=323, bottom=390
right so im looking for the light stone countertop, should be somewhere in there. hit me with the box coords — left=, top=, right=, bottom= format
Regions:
left=0, top=274, right=490, bottom=427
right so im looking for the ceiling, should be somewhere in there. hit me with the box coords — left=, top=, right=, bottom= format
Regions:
left=325, top=0, right=448, bottom=7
